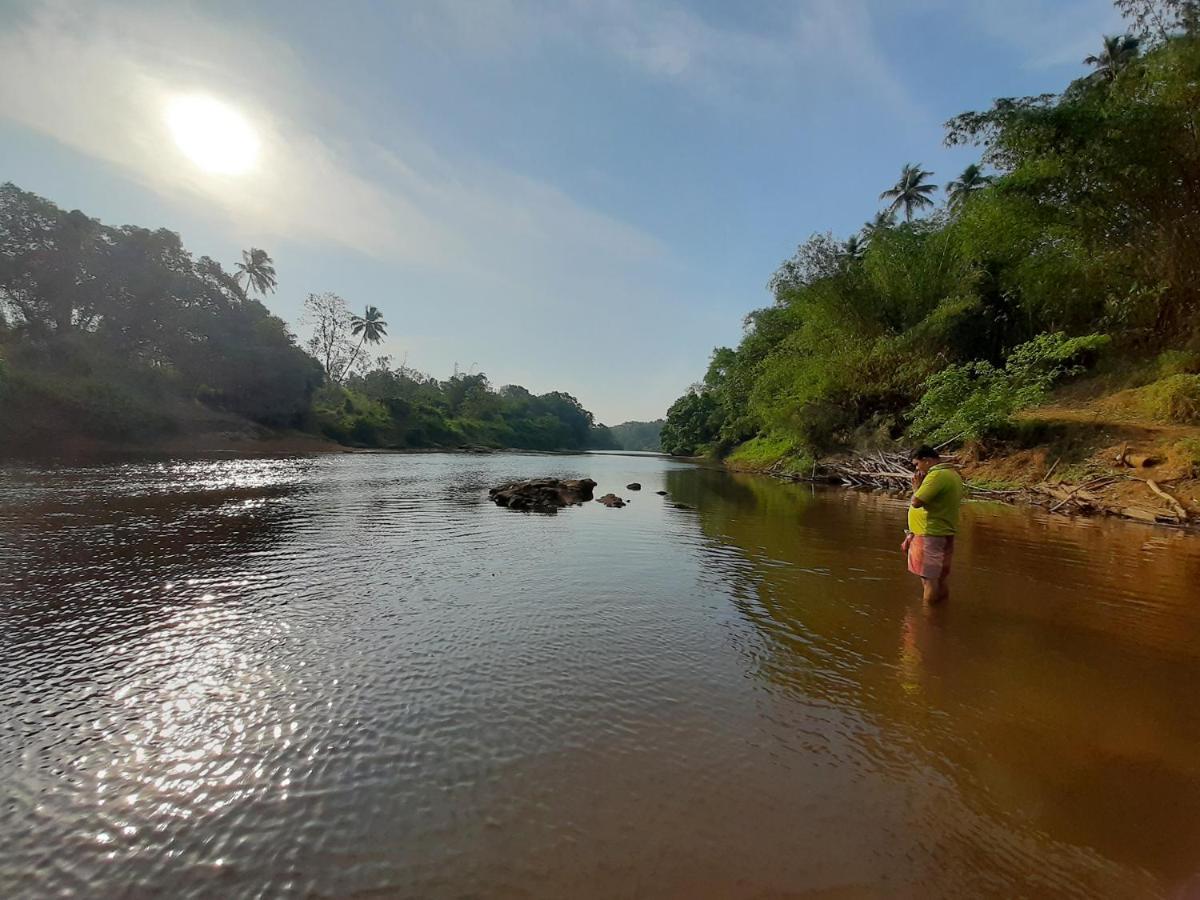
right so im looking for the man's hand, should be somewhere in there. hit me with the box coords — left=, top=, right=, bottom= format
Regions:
left=911, top=471, right=924, bottom=491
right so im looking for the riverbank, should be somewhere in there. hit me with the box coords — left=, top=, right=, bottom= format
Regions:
left=0, top=422, right=622, bottom=464
left=724, top=396, right=1200, bottom=531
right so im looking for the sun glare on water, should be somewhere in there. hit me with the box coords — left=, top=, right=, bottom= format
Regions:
left=166, top=95, right=259, bottom=175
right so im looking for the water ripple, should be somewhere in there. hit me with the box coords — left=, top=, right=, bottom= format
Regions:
left=2, top=453, right=1197, bottom=898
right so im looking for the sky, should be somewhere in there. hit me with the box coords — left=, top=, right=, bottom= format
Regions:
left=0, top=0, right=1124, bottom=424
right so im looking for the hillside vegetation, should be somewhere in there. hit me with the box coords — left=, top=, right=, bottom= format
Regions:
left=0, top=184, right=612, bottom=457
left=661, top=0, right=1200, bottom=492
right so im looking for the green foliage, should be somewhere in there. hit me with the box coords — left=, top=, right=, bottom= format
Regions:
left=0, top=185, right=609, bottom=455
left=0, top=184, right=322, bottom=445
left=910, top=333, right=1110, bottom=443
left=1173, top=436, right=1200, bottom=477
left=334, top=363, right=603, bottom=450
left=1156, top=349, right=1200, bottom=377
left=667, top=10, right=1199, bottom=461
left=660, top=390, right=721, bottom=456
left=726, top=434, right=814, bottom=475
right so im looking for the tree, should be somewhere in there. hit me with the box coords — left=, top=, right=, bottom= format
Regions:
left=660, top=388, right=721, bottom=456
left=768, top=232, right=845, bottom=298
left=842, top=234, right=865, bottom=261
left=234, top=247, right=277, bottom=298
left=1114, top=0, right=1200, bottom=43
left=945, top=163, right=995, bottom=211
left=339, top=305, right=388, bottom=381
left=303, top=292, right=363, bottom=382
left=1084, top=34, right=1141, bottom=82
left=860, top=210, right=896, bottom=244
left=879, top=163, right=938, bottom=222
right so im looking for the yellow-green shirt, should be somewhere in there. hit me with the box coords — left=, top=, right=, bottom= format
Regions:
left=907, top=464, right=964, bottom=536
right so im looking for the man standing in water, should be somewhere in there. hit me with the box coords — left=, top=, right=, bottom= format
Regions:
left=903, top=445, right=964, bottom=604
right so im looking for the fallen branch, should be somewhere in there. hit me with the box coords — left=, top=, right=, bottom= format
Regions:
left=1146, top=479, right=1189, bottom=521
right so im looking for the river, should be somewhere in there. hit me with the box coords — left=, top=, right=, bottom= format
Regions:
left=2, top=451, right=1200, bottom=898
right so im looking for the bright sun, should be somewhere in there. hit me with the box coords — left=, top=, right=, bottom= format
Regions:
left=166, top=95, right=259, bottom=175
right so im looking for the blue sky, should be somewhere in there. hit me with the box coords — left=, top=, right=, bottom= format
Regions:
left=0, top=0, right=1123, bottom=423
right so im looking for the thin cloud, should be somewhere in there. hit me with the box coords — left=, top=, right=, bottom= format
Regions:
left=0, top=0, right=666, bottom=277
left=400, top=0, right=921, bottom=118
left=950, top=0, right=1126, bottom=71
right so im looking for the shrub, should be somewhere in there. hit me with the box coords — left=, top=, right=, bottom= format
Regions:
left=1172, top=438, right=1200, bottom=478
left=1156, top=350, right=1200, bottom=378
left=1139, top=374, right=1200, bottom=424
left=910, top=332, right=1109, bottom=443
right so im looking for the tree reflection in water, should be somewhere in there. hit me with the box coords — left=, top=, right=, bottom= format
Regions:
left=667, top=465, right=1200, bottom=887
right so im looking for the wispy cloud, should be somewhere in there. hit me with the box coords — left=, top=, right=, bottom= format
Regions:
left=950, top=0, right=1125, bottom=71
left=402, top=0, right=920, bottom=116
left=0, top=0, right=667, bottom=279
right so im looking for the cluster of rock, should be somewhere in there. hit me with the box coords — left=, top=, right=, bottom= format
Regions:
left=488, top=477, right=672, bottom=513
left=488, top=478, right=597, bottom=512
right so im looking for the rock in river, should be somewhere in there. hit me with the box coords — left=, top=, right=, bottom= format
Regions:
left=626, top=482, right=642, bottom=491
left=596, top=493, right=626, bottom=508
left=489, top=478, right=597, bottom=512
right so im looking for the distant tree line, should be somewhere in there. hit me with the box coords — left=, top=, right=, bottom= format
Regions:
left=0, top=183, right=609, bottom=454
left=606, top=420, right=663, bottom=452
left=662, top=0, right=1200, bottom=458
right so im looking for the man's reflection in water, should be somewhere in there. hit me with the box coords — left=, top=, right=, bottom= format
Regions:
left=898, top=602, right=950, bottom=698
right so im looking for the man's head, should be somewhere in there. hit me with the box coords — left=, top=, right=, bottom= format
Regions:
left=910, top=445, right=940, bottom=474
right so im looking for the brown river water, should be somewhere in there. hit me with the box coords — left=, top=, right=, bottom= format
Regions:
left=2, top=451, right=1200, bottom=898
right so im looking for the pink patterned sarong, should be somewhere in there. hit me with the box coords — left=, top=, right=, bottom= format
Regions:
left=906, top=534, right=955, bottom=580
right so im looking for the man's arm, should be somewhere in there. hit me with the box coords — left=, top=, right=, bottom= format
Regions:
left=912, top=470, right=942, bottom=508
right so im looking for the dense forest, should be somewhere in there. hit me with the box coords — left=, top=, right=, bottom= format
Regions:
left=661, top=0, right=1200, bottom=470
left=607, top=420, right=664, bottom=452
left=0, top=184, right=611, bottom=455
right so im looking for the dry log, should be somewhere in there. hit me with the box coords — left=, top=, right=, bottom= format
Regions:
left=1120, top=506, right=1164, bottom=523
left=1146, top=480, right=1189, bottom=520
left=1117, top=447, right=1160, bottom=468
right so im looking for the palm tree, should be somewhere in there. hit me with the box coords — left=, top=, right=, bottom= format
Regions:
left=945, top=163, right=995, bottom=211
left=339, top=305, right=388, bottom=381
left=1084, top=34, right=1140, bottom=82
left=842, top=234, right=864, bottom=261
left=879, top=163, right=938, bottom=223
left=235, top=248, right=277, bottom=298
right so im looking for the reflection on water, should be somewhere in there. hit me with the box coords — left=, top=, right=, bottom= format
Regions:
left=3, top=453, right=1200, bottom=898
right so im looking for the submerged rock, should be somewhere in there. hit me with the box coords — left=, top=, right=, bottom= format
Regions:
left=655, top=490, right=668, bottom=496
left=489, top=478, right=596, bottom=512
left=626, top=482, right=642, bottom=491
left=596, top=493, right=626, bottom=508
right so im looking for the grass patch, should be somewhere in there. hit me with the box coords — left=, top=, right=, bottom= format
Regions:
left=727, top=434, right=814, bottom=475
left=965, top=478, right=1022, bottom=491
left=1134, top=374, right=1200, bottom=424
left=1171, top=437, right=1200, bottom=478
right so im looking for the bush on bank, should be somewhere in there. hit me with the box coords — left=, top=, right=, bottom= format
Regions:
left=663, top=15, right=1200, bottom=461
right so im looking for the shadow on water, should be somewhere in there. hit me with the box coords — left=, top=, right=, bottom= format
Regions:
left=666, top=465, right=1200, bottom=889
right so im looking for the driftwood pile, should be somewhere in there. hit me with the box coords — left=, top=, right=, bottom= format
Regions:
left=818, top=450, right=915, bottom=489
left=791, top=450, right=1195, bottom=530
left=1028, top=476, right=1191, bottom=526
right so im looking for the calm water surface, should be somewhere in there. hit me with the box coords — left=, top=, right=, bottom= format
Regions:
left=3, top=452, right=1200, bottom=898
